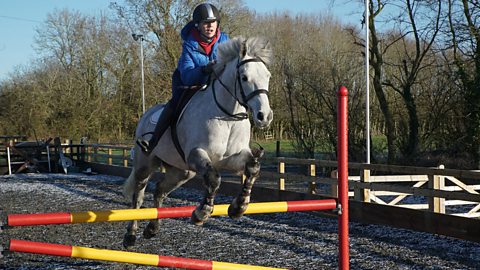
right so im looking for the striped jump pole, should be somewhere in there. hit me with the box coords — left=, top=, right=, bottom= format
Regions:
left=5, top=199, right=337, bottom=227
left=6, top=239, right=287, bottom=270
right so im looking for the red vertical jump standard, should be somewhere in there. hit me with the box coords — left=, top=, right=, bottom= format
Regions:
left=337, top=85, right=349, bottom=270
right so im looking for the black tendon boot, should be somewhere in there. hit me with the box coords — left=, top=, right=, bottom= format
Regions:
left=136, top=102, right=175, bottom=155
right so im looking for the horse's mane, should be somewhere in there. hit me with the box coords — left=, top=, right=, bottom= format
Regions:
left=213, top=36, right=272, bottom=74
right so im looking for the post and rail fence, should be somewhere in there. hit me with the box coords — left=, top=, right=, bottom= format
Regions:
left=2, top=139, right=480, bottom=218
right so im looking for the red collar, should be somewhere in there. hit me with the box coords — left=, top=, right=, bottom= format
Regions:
left=192, top=28, right=220, bottom=55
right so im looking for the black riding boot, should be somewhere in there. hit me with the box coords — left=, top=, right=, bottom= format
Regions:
left=136, top=102, right=175, bottom=155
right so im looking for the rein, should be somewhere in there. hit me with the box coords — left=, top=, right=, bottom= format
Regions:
left=212, top=57, right=268, bottom=120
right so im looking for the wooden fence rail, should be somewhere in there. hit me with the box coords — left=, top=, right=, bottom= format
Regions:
left=264, top=157, right=480, bottom=218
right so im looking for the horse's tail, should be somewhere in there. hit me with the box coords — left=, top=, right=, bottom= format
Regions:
left=123, top=169, right=136, bottom=200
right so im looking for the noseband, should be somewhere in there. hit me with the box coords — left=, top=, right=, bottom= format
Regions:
left=236, top=58, right=269, bottom=107
left=212, top=57, right=269, bottom=120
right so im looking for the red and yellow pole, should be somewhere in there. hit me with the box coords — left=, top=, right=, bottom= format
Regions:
left=7, top=199, right=337, bottom=227
left=8, top=239, right=287, bottom=270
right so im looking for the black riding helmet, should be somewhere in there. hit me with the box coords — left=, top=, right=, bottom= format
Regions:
left=193, top=3, right=220, bottom=24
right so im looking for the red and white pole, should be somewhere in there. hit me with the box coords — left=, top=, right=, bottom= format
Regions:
left=337, top=86, right=349, bottom=270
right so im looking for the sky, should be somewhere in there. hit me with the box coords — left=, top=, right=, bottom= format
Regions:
left=0, top=0, right=363, bottom=81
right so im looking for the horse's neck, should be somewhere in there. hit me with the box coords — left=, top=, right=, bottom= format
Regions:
left=213, top=62, right=246, bottom=114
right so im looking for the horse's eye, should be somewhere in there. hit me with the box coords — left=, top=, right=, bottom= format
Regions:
left=242, top=75, right=248, bottom=82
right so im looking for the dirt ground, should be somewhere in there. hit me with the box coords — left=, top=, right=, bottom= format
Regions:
left=0, top=173, right=479, bottom=269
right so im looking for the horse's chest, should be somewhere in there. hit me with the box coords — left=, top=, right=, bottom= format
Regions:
left=182, top=119, right=250, bottom=156
left=211, top=121, right=249, bottom=146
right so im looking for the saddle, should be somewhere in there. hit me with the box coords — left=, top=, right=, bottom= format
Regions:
left=150, top=84, right=206, bottom=161
left=149, top=84, right=206, bottom=126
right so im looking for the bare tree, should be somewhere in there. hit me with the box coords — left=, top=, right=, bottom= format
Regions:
left=349, top=0, right=398, bottom=163
left=445, top=0, right=480, bottom=167
left=381, top=0, right=443, bottom=160
left=252, top=13, right=365, bottom=158
left=352, top=0, right=444, bottom=163
left=27, top=9, right=141, bottom=141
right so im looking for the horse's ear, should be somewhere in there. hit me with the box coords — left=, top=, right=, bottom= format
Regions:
left=264, top=40, right=271, bottom=50
left=240, top=40, right=247, bottom=58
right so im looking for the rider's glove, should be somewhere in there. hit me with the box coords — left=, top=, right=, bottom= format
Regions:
left=201, top=61, right=216, bottom=74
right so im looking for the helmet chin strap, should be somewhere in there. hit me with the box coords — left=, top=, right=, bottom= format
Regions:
left=196, top=27, right=215, bottom=43
left=196, top=21, right=219, bottom=43
left=199, top=32, right=213, bottom=43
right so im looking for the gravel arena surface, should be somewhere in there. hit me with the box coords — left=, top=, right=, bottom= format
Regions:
left=0, top=173, right=480, bottom=270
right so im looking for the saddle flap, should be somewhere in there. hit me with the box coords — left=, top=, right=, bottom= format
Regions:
left=149, top=106, right=165, bottom=125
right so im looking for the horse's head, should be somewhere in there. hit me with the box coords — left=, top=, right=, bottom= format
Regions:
left=215, top=37, right=274, bottom=129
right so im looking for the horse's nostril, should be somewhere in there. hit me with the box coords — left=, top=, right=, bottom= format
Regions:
left=257, top=112, right=264, bottom=121
left=268, top=111, right=273, bottom=121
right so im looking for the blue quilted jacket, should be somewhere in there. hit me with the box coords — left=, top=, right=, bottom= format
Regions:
left=177, top=21, right=229, bottom=86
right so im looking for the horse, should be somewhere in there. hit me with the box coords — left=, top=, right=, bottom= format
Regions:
left=122, top=36, right=273, bottom=249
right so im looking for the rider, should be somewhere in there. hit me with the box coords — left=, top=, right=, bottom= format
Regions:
left=137, top=3, right=230, bottom=154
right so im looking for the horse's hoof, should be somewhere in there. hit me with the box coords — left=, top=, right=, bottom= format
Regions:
left=123, top=234, right=136, bottom=250
left=191, top=210, right=208, bottom=226
left=143, top=222, right=158, bottom=239
left=143, top=229, right=156, bottom=239
left=228, top=204, right=245, bottom=220
left=191, top=214, right=204, bottom=226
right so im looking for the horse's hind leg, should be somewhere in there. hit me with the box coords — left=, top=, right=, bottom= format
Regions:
left=143, top=164, right=195, bottom=239
left=122, top=164, right=155, bottom=249
left=187, top=148, right=221, bottom=225
left=228, top=151, right=262, bottom=219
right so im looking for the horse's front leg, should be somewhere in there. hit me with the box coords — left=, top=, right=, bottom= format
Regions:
left=187, top=148, right=221, bottom=225
left=122, top=167, right=150, bottom=249
left=143, top=165, right=195, bottom=238
left=228, top=148, right=263, bottom=219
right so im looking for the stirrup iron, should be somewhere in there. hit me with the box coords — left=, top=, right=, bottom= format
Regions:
left=136, top=138, right=151, bottom=154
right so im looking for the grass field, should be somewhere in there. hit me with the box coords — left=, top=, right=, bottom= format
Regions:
left=256, top=140, right=296, bottom=157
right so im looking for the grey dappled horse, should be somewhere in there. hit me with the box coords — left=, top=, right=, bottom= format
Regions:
left=123, top=37, right=273, bottom=248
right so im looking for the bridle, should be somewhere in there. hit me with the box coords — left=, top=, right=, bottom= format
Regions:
left=211, top=57, right=269, bottom=120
